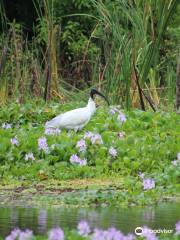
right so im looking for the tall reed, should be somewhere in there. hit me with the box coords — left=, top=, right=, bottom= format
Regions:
left=0, top=0, right=178, bottom=107
left=91, top=0, right=179, bottom=109
left=33, top=0, right=59, bottom=101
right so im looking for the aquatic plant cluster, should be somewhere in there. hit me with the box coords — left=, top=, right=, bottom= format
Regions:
left=0, top=102, right=179, bottom=206
left=4, top=220, right=180, bottom=240
left=0, top=106, right=127, bottom=168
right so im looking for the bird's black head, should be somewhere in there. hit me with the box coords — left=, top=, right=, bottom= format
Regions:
left=90, top=89, right=109, bottom=105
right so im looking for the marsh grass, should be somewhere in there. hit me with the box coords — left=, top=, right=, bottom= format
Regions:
left=0, top=0, right=179, bottom=108
left=91, top=0, right=179, bottom=109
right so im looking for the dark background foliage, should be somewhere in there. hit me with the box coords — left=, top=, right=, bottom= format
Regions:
left=0, top=0, right=179, bottom=107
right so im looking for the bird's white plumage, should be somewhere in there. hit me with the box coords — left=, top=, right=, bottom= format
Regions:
left=45, top=98, right=96, bottom=130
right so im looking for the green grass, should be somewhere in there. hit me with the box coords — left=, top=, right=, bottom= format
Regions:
left=0, top=101, right=179, bottom=207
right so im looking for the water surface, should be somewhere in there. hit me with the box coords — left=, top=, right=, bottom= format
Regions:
left=0, top=203, right=179, bottom=237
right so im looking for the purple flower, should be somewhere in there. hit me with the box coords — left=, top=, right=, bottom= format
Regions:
left=45, top=128, right=61, bottom=135
left=117, top=131, right=125, bottom=139
left=109, top=107, right=120, bottom=115
left=19, top=230, right=33, bottom=240
left=125, top=233, right=136, bottom=240
left=138, top=172, right=145, bottom=179
left=91, top=133, right=103, bottom=145
left=25, top=152, right=35, bottom=161
left=48, top=227, right=64, bottom=240
left=5, top=236, right=14, bottom=240
left=2, top=123, right=12, bottom=129
left=109, top=147, right=117, bottom=158
left=38, top=137, right=49, bottom=153
left=177, top=152, right=180, bottom=161
left=5, top=228, right=21, bottom=240
left=172, top=160, right=178, bottom=166
left=141, top=226, right=157, bottom=240
left=70, top=154, right=81, bottom=164
left=175, top=220, right=180, bottom=235
left=76, top=139, right=87, bottom=152
left=6, top=229, right=33, bottom=240
left=117, top=112, right=127, bottom=122
left=109, top=108, right=117, bottom=115
left=91, top=227, right=131, bottom=240
left=104, top=227, right=124, bottom=240
left=143, top=178, right=155, bottom=190
left=70, top=154, right=87, bottom=166
left=11, top=137, right=19, bottom=146
left=79, top=159, right=87, bottom=166
left=92, top=229, right=105, bottom=240
left=84, top=132, right=103, bottom=145
left=78, top=220, right=91, bottom=236
left=84, top=131, right=94, bottom=139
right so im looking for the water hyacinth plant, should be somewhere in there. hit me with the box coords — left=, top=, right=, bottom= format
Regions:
left=2, top=123, right=12, bottom=129
left=141, top=226, right=157, bottom=240
left=24, top=152, right=35, bottom=161
left=0, top=102, right=179, bottom=207
left=84, top=132, right=103, bottom=145
left=109, top=107, right=121, bottom=115
left=69, top=154, right=80, bottom=164
left=109, top=147, right=118, bottom=158
left=117, top=113, right=127, bottom=123
left=91, top=228, right=135, bottom=240
left=175, top=221, right=180, bottom=235
left=117, top=131, right=125, bottom=139
left=143, top=178, right=155, bottom=190
left=5, top=229, right=33, bottom=240
left=77, top=221, right=91, bottom=237
left=48, top=228, right=64, bottom=240
left=4, top=219, right=180, bottom=239
left=10, top=137, right=19, bottom=146
left=90, top=134, right=103, bottom=145
left=5, top=228, right=21, bottom=240
left=172, top=160, right=179, bottom=166
left=38, top=137, right=49, bottom=153
left=69, top=154, right=87, bottom=166
left=84, top=131, right=94, bottom=139
left=138, top=172, right=145, bottom=180
left=76, top=139, right=87, bottom=152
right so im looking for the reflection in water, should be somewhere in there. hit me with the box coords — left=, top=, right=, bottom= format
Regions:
left=0, top=203, right=179, bottom=237
left=143, top=209, right=155, bottom=222
left=38, top=209, right=47, bottom=234
left=11, top=209, right=18, bottom=226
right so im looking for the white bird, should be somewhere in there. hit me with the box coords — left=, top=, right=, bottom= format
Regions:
left=45, top=89, right=109, bottom=131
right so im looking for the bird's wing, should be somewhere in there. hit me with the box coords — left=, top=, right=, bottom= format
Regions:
left=45, top=114, right=63, bottom=129
left=45, top=107, right=90, bottom=129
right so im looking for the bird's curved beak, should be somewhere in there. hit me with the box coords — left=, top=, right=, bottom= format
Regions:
left=90, top=89, right=110, bottom=106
